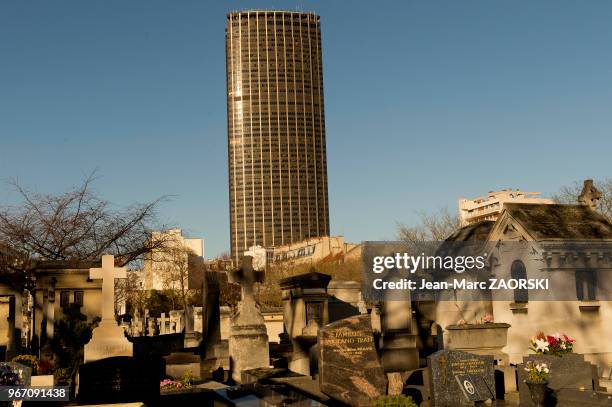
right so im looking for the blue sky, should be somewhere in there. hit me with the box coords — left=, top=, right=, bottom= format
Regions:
left=1, top=1, right=611, bottom=257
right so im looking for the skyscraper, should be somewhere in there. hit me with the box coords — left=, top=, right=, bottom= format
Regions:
left=226, top=10, right=330, bottom=262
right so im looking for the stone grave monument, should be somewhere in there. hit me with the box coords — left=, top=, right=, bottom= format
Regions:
left=84, top=255, right=133, bottom=362
left=279, top=270, right=331, bottom=376
left=318, top=314, right=387, bottom=406
left=427, top=349, right=495, bottom=406
left=517, top=353, right=600, bottom=406
left=169, top=310, right=184, bottom=333
left=228, top=255, right=269, bottom=383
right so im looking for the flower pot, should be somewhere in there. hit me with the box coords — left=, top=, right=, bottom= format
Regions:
left=525, top=380, right=547, bottom=407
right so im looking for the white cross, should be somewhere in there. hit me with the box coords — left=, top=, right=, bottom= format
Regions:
left=159, top=313, right=169, bottom=334
left=89, top=254, right=126, bottom=322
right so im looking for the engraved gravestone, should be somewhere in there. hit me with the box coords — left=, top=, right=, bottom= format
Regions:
left=428, top=350, right=495, bottom=406
left=318, top=314, right=387, bottom=406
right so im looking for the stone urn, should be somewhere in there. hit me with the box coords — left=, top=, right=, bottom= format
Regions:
left=525, top=380, right=547, bottom=407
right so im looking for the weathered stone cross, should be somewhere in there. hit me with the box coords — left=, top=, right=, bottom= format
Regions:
left=89, top=254, right=126, bottom=322
left=230, top=256, right=264, bottom=305
left=159, top=313, right=169, bottom=334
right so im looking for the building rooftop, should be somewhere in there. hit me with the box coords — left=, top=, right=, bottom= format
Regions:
left=446, top=220, right=496, bottom=242
left=504, top=203, right=612, bottom=240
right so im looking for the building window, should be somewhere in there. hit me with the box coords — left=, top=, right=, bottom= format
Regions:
left=74, top=291, right=84, bottom=307
left=510, top=260, right=528, bottom=302
left=575, top=270, right=597, bottom=301
left=60, top=291, right=70, bottom=308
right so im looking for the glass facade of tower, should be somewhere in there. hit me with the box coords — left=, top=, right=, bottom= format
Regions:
left=226, top=11, right=329, bottom=262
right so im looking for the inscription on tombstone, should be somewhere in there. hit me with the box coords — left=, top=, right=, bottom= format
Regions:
left=428, top=350, right=495, bottom=406
left=318, top=314, right=387, bottom=406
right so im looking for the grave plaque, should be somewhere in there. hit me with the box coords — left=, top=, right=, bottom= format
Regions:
left=428, top=350, right=495, bottom=406
left=318, top=314, right=387, bottom=406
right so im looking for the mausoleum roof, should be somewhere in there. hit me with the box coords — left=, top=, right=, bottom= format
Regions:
left=446, top=220, right=496, bottom=242
left=503, top=203, right=612, bottom=240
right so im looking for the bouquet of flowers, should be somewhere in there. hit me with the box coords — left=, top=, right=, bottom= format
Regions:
left=529, top=332, right=575, bottom=356
left=160, top=379, right=184, bottom=391
left=524, top=361, right=550, bottom=383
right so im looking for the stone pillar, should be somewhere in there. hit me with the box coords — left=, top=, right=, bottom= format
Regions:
left=379, top=296, right=419, bottom=372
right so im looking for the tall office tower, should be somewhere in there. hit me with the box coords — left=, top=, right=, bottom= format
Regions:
left=226, top=10, right=330, bottom=262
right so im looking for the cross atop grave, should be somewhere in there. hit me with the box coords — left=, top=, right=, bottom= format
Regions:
left=228, top=255, right=269, bottom=382
left=159, top=313, right=169, bottom=334
left=578, top=179, right=602, bottom=210
left=229, top=256, right=265, bottom=305
left=89, top=254, right=126, bottom=322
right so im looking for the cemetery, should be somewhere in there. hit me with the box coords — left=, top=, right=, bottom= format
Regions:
left=0, top=182, right=611, bottom=406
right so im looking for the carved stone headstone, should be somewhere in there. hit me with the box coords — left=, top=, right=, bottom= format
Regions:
left=427, top=350, right=495, bottom=406
left=228, top=256, right=269, bottom=382
left=84, top=255, right=133, bottom=362
left=169, top=310, right=184, bottom=333
left=318, top=314, right=387, bottom=406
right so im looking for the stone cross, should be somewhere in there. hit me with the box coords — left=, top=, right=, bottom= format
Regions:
left=578, top=179, right=602, bottom=211
left=230, top=256, right=264, bottom=305
left=89, top=254, right=126, bottom=322
left=159, top=313, right=169, bottom=334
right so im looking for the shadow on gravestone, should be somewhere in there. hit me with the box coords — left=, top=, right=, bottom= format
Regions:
left=77, top=356, right=161, bottom=405
left=318, top=314, right=387, bottom=406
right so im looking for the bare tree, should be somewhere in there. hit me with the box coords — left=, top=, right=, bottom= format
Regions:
left=114, top=269, right=147, bottom=317
left=158, top=244, right=194, bottom=311
left=397, top=207, right=460, bottom=243
left=553, top=178, right=612, bottom=221
left=0, top=175, right=169, bottom=288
